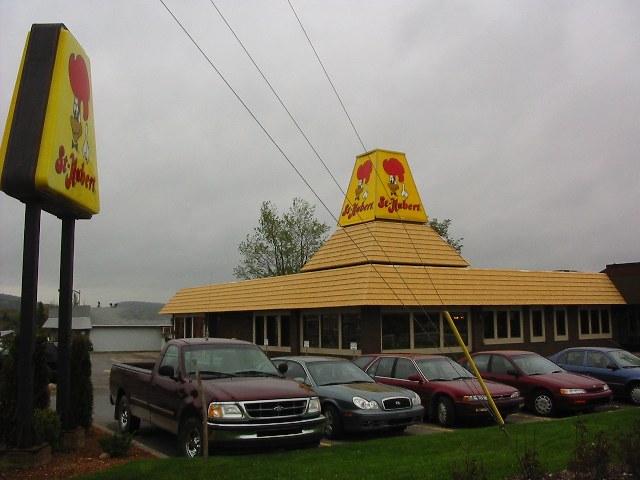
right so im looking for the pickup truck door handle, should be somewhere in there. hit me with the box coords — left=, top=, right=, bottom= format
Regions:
left=178, top=389, right=188, bottom=399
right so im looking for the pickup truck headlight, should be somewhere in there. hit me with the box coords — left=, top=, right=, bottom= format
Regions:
left=208, top=402, right=244, bottom=419
left=412, top=395, right=422, bottom=406
left=308, top=397, right=321, bottom=414
left=353, top=396, right=379, bottom=410
left=560, top=388, right=587, bottom=395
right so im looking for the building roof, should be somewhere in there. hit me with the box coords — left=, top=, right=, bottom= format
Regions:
left=301, top=221, right=468, bottom=272
left=161, top=261, right=624, bottom=315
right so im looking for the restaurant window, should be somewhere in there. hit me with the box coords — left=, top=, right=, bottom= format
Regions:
left=341, top=313, right=361, bottom=350
left=530, top=309, right=545, bottom=342
left=254, top=313, right=291, bottom=350
left=444, top=312, right=469, bottom=348
left=382, top=310, right=470, bottom=352
left=381, top=313, right=410, bottom=350
left=413, top=312, right=439, bottom=348
left=482, top=308, right=523, bottom=344
left=301, top=312, right=361, bottom=351
left=579, top=308, right=612, bottom=339
left=554, top=308, right=568, bottom=341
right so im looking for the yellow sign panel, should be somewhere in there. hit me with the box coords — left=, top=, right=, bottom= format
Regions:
left=35, top=29, right=99, bottom=215
left=338, top=149, right=427, bottom=227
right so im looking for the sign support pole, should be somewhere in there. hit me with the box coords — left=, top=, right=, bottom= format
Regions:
left=56, top=217, right=75, bottom=430
left=16, top=202, right=41, bottom=448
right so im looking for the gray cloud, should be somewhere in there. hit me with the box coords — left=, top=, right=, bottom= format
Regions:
left=1, top=0, right=639, bottom=306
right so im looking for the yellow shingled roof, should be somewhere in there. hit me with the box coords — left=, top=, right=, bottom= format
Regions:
left=301, top=220, right=468, bottom=272
left=160, top=264, right=624, bottom=315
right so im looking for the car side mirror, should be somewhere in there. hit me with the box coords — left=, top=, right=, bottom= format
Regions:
left=606, top=363, right=618, bottom=371
left=277, top=363, right=289, bottom=374
left=408, top=374, right=424, bottom=384
left=506, top=369, right=520, bottom=377
left=158, top=364, right=175, bottom=379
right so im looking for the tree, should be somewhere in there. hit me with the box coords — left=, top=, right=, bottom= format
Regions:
left=429, top=217, right=463, bottom=254
left=234, top=198, right=330, bottom=279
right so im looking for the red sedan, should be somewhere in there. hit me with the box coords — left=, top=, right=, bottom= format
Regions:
left=459, top=350, right=613, bottom=416
left=354, top=354, right=523, bottom=427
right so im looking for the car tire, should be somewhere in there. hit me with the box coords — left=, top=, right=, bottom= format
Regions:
left=435, top=396, right=456, bottom=427
left=531, top=390, right=554, bottom=416
left=179, top=417, right=203, bottom=457
left=323, top=404, right=344, bottom=439
left=117, top=395, right=140, bottom=434
left=628, top=383, right=640, bottom=406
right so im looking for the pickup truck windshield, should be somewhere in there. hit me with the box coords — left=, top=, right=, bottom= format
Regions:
left=183, top=344, right=279, bottom=377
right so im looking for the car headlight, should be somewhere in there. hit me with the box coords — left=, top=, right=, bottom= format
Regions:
left=511, top=391, right=521, bottom=398
left=353, top=396, right=379, bottom=410
left=560, top=388, right=587, bottom=395
left=412, top=395, right=422, bottom=406
left=208, top=402, right=244, bottom=419
left=463, top=394, right=488, bottom=402
left=308, top=397, right=321, bottom=414
left=603, top=384, right=610, bottom=391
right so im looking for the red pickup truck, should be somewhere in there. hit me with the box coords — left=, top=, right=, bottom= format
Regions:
left=109, top=338, right=325, bottom=456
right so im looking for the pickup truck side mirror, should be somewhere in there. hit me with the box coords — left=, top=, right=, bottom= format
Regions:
left=408, top=374, right=424, bottom=384
left=277, top=363, right=289, bottom=375
left=158, top=364, right=176, bottom=379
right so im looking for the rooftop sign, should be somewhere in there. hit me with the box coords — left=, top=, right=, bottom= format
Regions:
left=0, top=24, right=99, bottom=218
left=338, top=149, right=427, bottom=227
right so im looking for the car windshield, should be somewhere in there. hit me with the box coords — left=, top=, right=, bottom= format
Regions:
left=183, top=344, right=279, bottom=377
left=513, top=354, right=563, bottom=375
left=416, top=357, right=474, bottom=381
left=609, top=350, right=640, bottom=368
left=307, top=361, right=374, bottom=386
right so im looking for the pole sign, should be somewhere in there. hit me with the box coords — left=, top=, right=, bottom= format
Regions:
left=0, top=24, right=99, bottom=219
left=338, top=149, right=426, bottom=227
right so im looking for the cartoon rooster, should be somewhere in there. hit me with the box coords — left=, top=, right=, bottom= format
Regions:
left=354, top=159, right=373, bottom=200
left=382, top=157, right=405, bottom=197
left=68, top=54, right=91, bottom=160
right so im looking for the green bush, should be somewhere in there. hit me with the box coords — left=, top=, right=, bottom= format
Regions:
left=98, top=433, right=133, bottom=457
left=69, top=334, right=94, bottom=430
left=33, top=409, right=62, bottom=450
left=0, top=333, right=50, bottom=445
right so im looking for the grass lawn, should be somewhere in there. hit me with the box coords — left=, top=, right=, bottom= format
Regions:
left=76, top=408, right=639, bottom=480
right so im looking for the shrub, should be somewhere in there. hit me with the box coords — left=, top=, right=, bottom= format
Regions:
left=451, top=455, right=489, bottom=480
left=69, top=334, right=94, bottom=430
left=33, top=409, right=62, bottom=451
left=517, top=447, right=545, bottom=480
left=568, top=418, right=612, bottom=480
left=617, top=418, right=640, bottom=477
left=98, top=433, right=133, bottom=457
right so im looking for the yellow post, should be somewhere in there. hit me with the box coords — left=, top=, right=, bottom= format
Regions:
left=443, top=310, right=507, bottom=432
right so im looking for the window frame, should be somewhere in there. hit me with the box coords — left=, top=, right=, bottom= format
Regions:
left=553, top=308, right=569, bottom=341
left=381, top=309, right=471, bottom=353
left=253, top=312, right=292, bottom=353
left=529, top=308, right=545, bottom=343
left=300, top=309, right=362, bottom=355
left=578, top=307, right=612, bottom=340
left=482, top=307, right=524, bottom=345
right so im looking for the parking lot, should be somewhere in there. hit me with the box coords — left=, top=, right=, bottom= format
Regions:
left=88, top=351, right=630, bottom=457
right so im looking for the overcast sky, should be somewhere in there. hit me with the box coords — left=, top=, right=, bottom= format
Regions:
left=1, top=0, right=639, bottom=307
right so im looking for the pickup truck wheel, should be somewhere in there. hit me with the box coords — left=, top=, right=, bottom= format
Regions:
left=323, top=404, right=343, bottom=439
left=179, top=417, right=203, bottom=457
left=117, top=395, right=140, bottom=434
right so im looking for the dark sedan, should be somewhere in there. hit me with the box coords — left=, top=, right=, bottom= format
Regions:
left=549, top=347, right=640, bottom=405
left=460, top=350, right=613, bottom=416
left=274, top=356, right=424, bottom=439
left=354, top=354, right=523, bottom=427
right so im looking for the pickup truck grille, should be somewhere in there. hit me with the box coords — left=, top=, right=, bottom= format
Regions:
left=382, top=397, right=411, bottom=410
left=242, top=399, right=307, bottom=419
